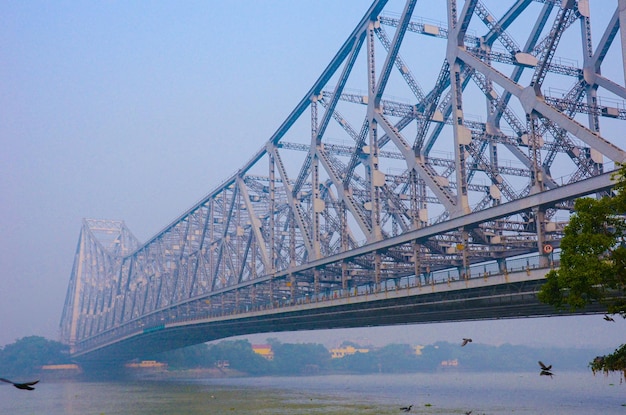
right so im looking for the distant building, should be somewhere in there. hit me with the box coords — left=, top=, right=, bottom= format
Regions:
left=41, top=363, right=80, bottom=371
left=125, top=360, right=167, bottom=369
left=330, top=345, right=369, bottom=359
left=40, top=363, right=81, bottom=373
left=40, top=363, right=82, bottom=378
left=252, top=344, right=274, bottom=360
left=440, top=358, right=459, bottom=367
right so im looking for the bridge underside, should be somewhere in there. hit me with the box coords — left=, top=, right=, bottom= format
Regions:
left=73, top=271, right=605, bottom=363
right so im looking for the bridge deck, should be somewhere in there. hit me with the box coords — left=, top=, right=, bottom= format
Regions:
left=72, top=266, right=604, bottom=362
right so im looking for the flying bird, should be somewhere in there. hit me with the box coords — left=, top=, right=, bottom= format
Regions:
left=400, top=404, right=413, bottom=412
left=538, top=361, right=552, bottom=371
left=604, top=314, right=615, bottom=322
left=538, top=361, right=554, bottom=378
left=465, top=411, right=473, bottom=415
left=0, top=378, right=39, bottom=390
left=461, top=338, right=472, bottom=347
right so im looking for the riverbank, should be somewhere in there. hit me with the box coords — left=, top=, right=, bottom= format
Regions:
left=133, top=367, right=247, bottom=380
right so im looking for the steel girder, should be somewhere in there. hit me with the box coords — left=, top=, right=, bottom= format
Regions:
left=62, top=0, right=626, bottom=352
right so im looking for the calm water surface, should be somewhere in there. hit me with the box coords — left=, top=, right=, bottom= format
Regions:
left=1, top=371, right=624, bottom=414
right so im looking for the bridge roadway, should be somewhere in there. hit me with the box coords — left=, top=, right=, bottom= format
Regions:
left=72, top=262, right=605, bottom=363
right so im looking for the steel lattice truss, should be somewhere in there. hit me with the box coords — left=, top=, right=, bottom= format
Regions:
left=61, top=0, right=626, bottom=351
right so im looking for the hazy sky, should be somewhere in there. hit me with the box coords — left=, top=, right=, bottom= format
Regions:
left=1, top=1, right=624, bottom=352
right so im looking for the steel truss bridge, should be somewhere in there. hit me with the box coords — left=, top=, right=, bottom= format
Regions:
left=61, top=0, right=626, bottom=361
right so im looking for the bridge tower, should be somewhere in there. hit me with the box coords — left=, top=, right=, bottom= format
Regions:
left=60, top=219, right=139, bottom=353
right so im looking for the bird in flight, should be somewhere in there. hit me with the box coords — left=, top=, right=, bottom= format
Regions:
left=0, top=378, right=39, bottom=390
left=538, top=361, right=554, bottom=378
left=461, top=338, right=472, bottom=347
left=538, top=361, right=552, bottom=371
left=604, top=314, right=615, bottom=322
left=400, top=404, right=413, bottom=412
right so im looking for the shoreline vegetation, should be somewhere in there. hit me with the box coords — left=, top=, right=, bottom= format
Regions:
left=0, top=336, right=615, bottom=380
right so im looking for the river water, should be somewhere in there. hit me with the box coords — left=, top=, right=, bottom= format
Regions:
left=1, top=371, right=624, bottom=414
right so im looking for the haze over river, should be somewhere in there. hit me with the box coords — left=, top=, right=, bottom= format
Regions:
left=1, top=371, right=624, bottom=414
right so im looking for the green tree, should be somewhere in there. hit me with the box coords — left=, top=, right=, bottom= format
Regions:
left=330, top=349, right=377, bottom=373
left=538, top=163, right=626, bottom=375
left=270, top=341, right=330, bottom=375
left=374, top=343, right=422, bottom=373
left=0, top=336, right=70, bottom=377
left=208, top=340, right=270, bottom=375
left=149, top=340, right=269, bottom=374
left=151, top=343, right=213, bottom=369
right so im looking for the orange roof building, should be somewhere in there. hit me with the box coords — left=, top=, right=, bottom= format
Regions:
left=252, top=344, right=274, bottom=360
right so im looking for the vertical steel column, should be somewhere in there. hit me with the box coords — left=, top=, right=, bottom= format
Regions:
left=374, top=252, right=382, bottom=292
left=482, top=35, right=502, bottom=208
left=289, top=210, right=296, bottom=267
left=208, top=199, right=215, bottom=291
left=619, top=0, right=626, bottom=85
left=340, top=200, right=349, bottom=290
left=368, top=120, right=383, bottom=241
left=452, top=228, right=468, bottom=279
left=269, top=275, right=274, bottom=308
left=580, top=2, right=602, bottom=173
left=289, top=273, right=296, bottom=302
left=314, top=268, right=320, bottom=298
left=366, top=20, right=383, bottom=242
left=268, top=150, right=276, bottom=273
left=527, top=114, right=544, bottom=194
left=448, top=0, right=470, bottom=217
left=409, top=170, right=419, bottom=229
left=311, top=97, right=322, bottom=259
left=535, top=208, right=550, bottom=268
left=340, top=200, right=348, bottom=252
left=412, top=240, right=421, bottom=286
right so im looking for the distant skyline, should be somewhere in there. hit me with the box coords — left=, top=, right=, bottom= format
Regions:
left=232, top=314, right=624, bottom=352
left=1, top=1, right=625, bottom=352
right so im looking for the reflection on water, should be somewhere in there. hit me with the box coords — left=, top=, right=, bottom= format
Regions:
left=1, top=372, right=624, bottom=415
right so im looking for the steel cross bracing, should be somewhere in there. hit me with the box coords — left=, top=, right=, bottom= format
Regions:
left=62, top=0, right=626, bottom=353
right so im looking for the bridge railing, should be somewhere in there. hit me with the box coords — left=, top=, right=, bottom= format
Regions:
left=307, top=250, right=559, bottom=303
